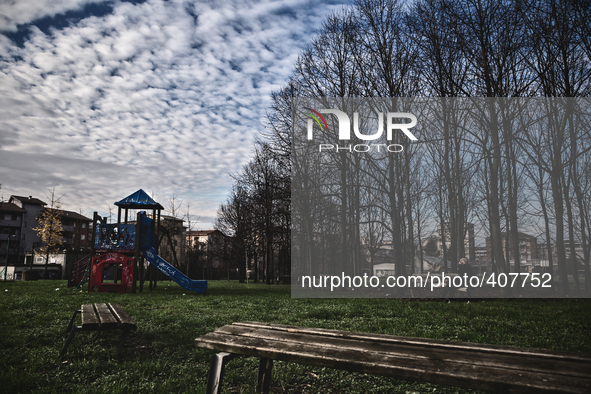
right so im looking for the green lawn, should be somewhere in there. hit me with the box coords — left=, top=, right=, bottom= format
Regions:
left=1, top=280, right=590, bottom=393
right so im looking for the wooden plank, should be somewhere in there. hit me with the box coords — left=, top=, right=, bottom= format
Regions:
left=227, top=322, right=591, bottom=368
left=108, top=303, right=136, bottom=330
left=233, top=321, right=591, bottom=362
left=196, top=331, right=591, bottom=394
left=80, top=304, right=99, bottom=330
left=94, top=303, right=118, bottom=329
left=214, top=324, right=591, bottom=378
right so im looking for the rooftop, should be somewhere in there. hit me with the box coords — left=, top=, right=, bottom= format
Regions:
left=10, top=195, right=47, bottom=206
left=0, top=201, right=27, bottom=213
left=59, top=209, right=92, bottom=222
left=188, top=230, right=226, bottom=236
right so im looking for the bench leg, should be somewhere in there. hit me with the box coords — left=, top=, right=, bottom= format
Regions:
left=256, top=358, right=273, bottom=394
left=117, top=329, right=130, bottom=357
left=65, top=310, right=81, bottom=334
left=206, top=352, right=238, bottom=394
left=60, top=327, right=79, bottom=359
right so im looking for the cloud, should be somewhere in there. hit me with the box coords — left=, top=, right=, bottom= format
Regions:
left=0, top=0, right=99, bottom=32
left=0, top=0, right=350, bottom=226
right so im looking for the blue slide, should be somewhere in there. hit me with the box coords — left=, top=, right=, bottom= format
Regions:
left=138, top=212, right=207, bottom=294
left=142, top=246, right=207, bottom=294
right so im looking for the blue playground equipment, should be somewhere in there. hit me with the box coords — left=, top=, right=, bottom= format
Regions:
left=86, top=189, right=207, bottom=294
left=138, top=212, right=207, bottom=293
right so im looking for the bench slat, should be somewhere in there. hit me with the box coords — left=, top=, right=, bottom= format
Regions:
left=234, top=321, right=591, bottom=362
left=81, top=304, right=99, bottom=330
left=196, top=323, right=591, bottom=394
left=108, top=303, right=137, bottom=330
left=214, top=324, right=591, bottom=378
left=95, top=303, right=119, bottom=329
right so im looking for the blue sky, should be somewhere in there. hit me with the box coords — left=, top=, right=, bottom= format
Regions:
left=0, top=0, right=350, bottom=228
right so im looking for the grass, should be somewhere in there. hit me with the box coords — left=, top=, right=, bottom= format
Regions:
left=1, top=280, right=590, bottom=393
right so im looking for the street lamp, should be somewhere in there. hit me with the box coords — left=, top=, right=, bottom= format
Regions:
left=4, top=234, right=14, bottom=281
left=63, top=249, right=67, bottom=281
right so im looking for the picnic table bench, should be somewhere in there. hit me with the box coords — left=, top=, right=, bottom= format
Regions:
left=195, top=321, right=591, bottom=394
left=60, top=303, right=136, bottom=358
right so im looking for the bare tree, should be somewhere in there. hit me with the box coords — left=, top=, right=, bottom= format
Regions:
left=167, top=194, right=182, bottom=218
left=215, top=186, right=251, bottom=283
left=219, top=0, right=591, bottom=297
left=183, top=201, right=200, bottom=276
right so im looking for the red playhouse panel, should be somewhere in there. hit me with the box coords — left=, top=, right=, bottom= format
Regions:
left=89, top=253, right=134, bottom=293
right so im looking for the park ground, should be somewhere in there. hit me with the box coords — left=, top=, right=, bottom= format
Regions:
left=1, top=280, right=590, bottom=393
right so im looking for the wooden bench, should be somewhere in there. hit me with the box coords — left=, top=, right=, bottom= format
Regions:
left=60, top=303, right=136, bottom=358
left=195, top=321, right=591, bottom=394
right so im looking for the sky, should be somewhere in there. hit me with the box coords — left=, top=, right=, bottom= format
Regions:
left=0, top=0, right=350, bottom=228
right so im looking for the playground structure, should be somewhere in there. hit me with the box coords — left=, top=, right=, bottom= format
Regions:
left=73, top=190, right=206, bottom=294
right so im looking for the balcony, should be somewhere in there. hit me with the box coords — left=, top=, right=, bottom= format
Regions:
left=0, top=234, right=20, bottom=242
left=0, top=219, right=22, bottom=227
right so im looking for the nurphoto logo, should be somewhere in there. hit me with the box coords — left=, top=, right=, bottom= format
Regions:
left=304, top=107, right=418, bottom=153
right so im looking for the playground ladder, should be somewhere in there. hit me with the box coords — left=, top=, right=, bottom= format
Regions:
left=69, top=254, right=91, bottom=288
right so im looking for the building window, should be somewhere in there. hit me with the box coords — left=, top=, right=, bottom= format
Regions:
left=81, top=235, right=85, bottom=241
left=82, top=223, right=86, bottom=229
left=4, top=214, right=11, bottom=220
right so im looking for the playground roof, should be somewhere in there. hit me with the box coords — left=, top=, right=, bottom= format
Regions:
left=114, top=189, right=164, bottom=210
